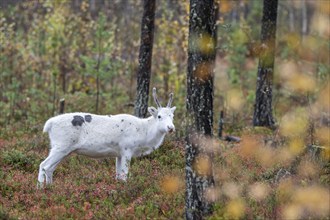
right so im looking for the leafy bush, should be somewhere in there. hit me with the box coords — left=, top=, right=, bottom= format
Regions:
left=2, top=150, right=39, bottom=172
left=0, top=206, right=16, bottom=220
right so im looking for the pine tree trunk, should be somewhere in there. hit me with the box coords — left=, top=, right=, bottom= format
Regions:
left=289, top=2, right=295, bottom=32
left=186, top=0, right=217, bottom=219
left=301, top=0, right=308, bottom=36
left=134, top=0, right=156, bottom=118
left=253, top=0, right=278, bottom=128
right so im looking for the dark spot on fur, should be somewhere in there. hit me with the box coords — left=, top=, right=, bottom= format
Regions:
left=116, top=124, right=119, bottom=127
left=85, top=115, right=92, bottom=122
left=121, top=129, right=123, bottom=132
left=72, top=115, right=84, bottom=126
left=110, top=141, right=119, bottom=146
left=125, top=147, right=127, bottom=151
left=121, top=119, right=124, bottom=122
left=108, top=115, right=112, bottom=117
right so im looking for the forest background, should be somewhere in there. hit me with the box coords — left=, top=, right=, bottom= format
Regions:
left=0, top=0, right=329, bottom=219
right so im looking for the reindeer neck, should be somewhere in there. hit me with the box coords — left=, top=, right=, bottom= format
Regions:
left=143, top=116, right=166, bottom=149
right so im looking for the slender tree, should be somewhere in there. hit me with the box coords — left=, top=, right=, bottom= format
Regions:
left=186, top=0, right=217, bottom=219
left=253, top=0, right=278, bottom=128
left=134, top=0, right=156, bottom=118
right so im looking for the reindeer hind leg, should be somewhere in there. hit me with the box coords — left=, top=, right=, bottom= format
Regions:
left=37, top=147, right=70, bottom=188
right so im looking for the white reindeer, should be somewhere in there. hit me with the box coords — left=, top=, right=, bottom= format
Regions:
left=38, top=88, right=176, bottom=188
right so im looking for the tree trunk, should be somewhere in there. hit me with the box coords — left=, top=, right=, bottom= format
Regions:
left=289, top=2, right=295, bottom=32
left=301, top=0, right=308, bottom=40
left=134, top=0, right=156, bottom=118
left=60, top=54, right=67, bottom=94
left=52, top=72, right=57, bottom=116
left=253, top=0, right=278, bottom=128
left=96, top=74, right=100, bottom=113
left=95, top=42, right=101, bottom=114
left=186, top=0, right=217, bottom=219
left=59, top=98, right=65, bottom=114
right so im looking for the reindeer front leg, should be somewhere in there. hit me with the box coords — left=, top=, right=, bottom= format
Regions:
left=116, top=153, right=132, bottom=181
left=115, top=157, right=123, bottom=180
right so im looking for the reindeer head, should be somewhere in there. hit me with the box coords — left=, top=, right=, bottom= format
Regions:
left=148, top=88, right=176, bottom=134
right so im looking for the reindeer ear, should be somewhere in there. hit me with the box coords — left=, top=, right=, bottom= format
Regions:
left=148, top=107, right=158, bottom=118
left=171, top=106, right=176, bottom=113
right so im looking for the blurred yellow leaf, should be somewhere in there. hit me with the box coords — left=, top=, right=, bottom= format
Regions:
left=193, top=155, right=212, bottom=176
left=276, top=147, right=294, bottom=165
left=277, top=179, right=294, bottom=202
left=316, top=83, right=330, bottom=111
left=288, top=73, right=316, bottom=93
left=227, top=89, right=244, bottom=111
left=225, top=199, right=245, bottom=219
left=280, top=108, right=309, bottom=138
left=222, top=182, right=241, bottom=199
left=189, top=34, right=215, bottom=55
left=279, top=61, right=299, bottom=77
left=205, top=187, right=221, bottom=202
left=303, top=35, right=319, bottom=51
left=239, top=135, right=260, bottom=158
left=256, top=147, right=276, bottom=168
left=232, top=29, right=249, bottom=45
left=288, top=138, right=305, bottom=155
left=284, top=33, right=300, bottom=50
left=297, top=161, right=319, bottom=178
left=248, top=182, right=270, bottom=201
left=219, top=0, right=232, bottom=13
left=194, top=61, right=213, bottom=82
left=283, top=204, right=302, bottom=220
left=293, top=186, right=330, bottom=215
left=199, top=34, right=215, bottom=55
left=161, top=175, right=182, bottom=194
left=279, top=61, right=316, bottom=93
left=321, top=146, right=330, bottom=161
left=315, top=127, right=330, bottom=145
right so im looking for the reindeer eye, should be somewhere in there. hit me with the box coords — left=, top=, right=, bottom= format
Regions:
left=158, top=115, right=161, bottom=119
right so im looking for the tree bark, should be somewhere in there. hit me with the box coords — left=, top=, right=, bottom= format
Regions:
left=301, top=0, right=308, bottom=36
left=288, top=2, right=295, bottom=32
left=253, top=0, right=278, bottom=128
left=186, top=0, right=217, bottom=219
left=59, top=98, right=65, bottom=114
left=134, top=0, right=156, bottom=118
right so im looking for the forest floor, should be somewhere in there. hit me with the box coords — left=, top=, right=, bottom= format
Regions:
left=0, top=122, right=329, bottom=219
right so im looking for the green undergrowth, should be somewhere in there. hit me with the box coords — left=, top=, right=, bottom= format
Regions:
left=0, top=122, right=329, bottom=219
left=0, top=122, right=185, bottom=219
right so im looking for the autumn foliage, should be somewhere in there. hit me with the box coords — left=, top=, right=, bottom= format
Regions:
left=0, top=0, right=329, bottom=219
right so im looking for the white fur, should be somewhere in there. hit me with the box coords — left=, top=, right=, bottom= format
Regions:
left=38, top=93, right=176, bottom=188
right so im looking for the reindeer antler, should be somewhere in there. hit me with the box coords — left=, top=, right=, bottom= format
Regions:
left=167, top=93, right=173, bottom=108
left=153, top=87, right=162, bottom=108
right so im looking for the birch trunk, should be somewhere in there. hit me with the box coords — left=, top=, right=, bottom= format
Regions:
left=186, top=0, right=217, bottom=219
